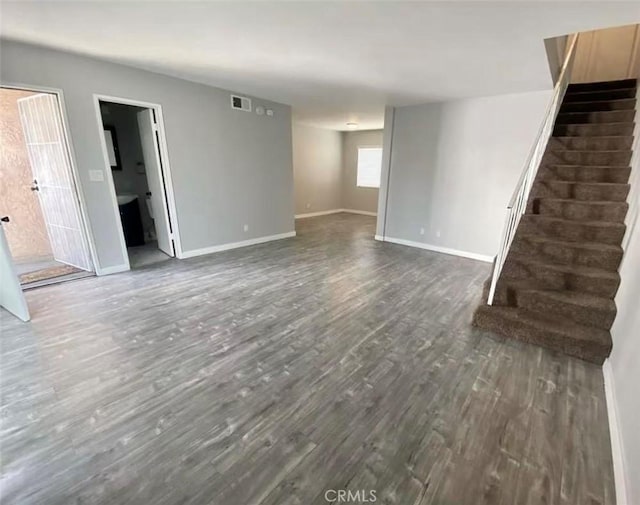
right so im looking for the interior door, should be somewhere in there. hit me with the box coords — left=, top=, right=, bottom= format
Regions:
left=17, top=93, right=93, bottom=271
left=0, top=218, right=30, bottom=322
left=137, top=108, right=174, bottom=256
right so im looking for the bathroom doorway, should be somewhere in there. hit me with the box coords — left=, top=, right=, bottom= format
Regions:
left=0, top=86, right=95, bottom=289
left=95, top=97, right=179, bottom=269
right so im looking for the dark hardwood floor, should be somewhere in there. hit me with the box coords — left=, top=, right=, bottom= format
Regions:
left=0, top=213, right=614, bottom=504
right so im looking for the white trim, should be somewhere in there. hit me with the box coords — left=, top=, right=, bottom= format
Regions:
left=342, top=209, right=377, bottom=217
left=295, top=208, right=378, bottom=219
left=181, top=231, right=296, bottom=259
left=374, top=234, right=384, bottom=241
left=295, top=209, right=343, bottom=219
left=93, top=94, right=184, bottom=267
left=96, top=264, right=130, bottom=276
left=1, top=83, right=100, bottom=277
left=380, top=236, right=493, bottom=263
left=603, top=360, right=630, bottom=505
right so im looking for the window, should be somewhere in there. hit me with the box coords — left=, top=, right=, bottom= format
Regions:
left=356, top=147, right=382, bottom=188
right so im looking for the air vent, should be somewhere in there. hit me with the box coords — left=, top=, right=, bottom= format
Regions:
left=231, top=95, right=252, bottom=112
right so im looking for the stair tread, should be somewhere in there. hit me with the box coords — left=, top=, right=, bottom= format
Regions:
left=524, top=214, right=626, bottom=228
left=546, top=149, right=631, bottom=153
left=566, top=87, right=636, bottom=97
left=509, top=252, right=620, bottom=279
left=546, top=163, right=630, bottom=168
left=539, top=180, right=629, bottom=186
left=477, top=305, right=610, bottom=344
left=567, top=78, right=637, bottom=88
left=553, top=135, right=633, bottom=140
left=533, top=197, right=627, bottom=206
left=560, top=98, right=636, bottom=106
left=557, top=110, right=632, bottom=115
left=553, top=121, right=635, bottom=127
left=522, top=288, right=616, bottom=311
left=517, top=233, right=622, bottom=252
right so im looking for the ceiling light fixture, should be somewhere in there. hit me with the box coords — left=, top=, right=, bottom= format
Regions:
left=346, top=122, right=358, bottom=129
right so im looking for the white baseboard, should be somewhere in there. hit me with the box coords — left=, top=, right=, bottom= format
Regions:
left=180, top=231, right=296, bottom=259
left=295, top=209, right=377, bottom=219
left=295, top=209, right=343, bottom=219
left=342, top=209, right=377, bottom=217
left=379, top=236, right=493, bottom=263
left=374, top=234, right=384, bottom=241
left=603, top=360, right=630, bottom=505
left=96, top=263, right=129, bottom=276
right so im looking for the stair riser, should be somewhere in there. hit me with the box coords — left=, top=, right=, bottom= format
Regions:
left=549, top=137, right=633, bottom=151
left=511, top=236, right=623, bottom=271
left=560, top=99, right=636, bottom=113
left=518, top=216, right=625, bottom=245
left=539, top=165, right=631, bottom=184
left=556, top=110, right=635, bottom=125
left=532, top=200, right=628, bottom=223
left=515, top=291, right=616, bottom=331
left=563, top=88, right=636, bottom=103
left=502, top=259, right=620, bottom=297
left=472, top=308, right=609, bottom=364
left=567, top=79, right=637, bottom=93
left=530, top=181, right=630, bottom=202
left=553, top=123, right=635, bottom=137
left=543, top=150, right=631, bottom=166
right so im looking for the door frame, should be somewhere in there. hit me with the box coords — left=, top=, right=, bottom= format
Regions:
left=0, top=83, right=99, bottom=275
left=92, top=94, right=183, bottom=268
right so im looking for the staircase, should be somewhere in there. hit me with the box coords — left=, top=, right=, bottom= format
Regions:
left=474, top=78, right=636, bottom=364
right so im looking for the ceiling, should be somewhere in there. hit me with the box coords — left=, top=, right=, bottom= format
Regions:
left=1, top=1, right=638, bottom=130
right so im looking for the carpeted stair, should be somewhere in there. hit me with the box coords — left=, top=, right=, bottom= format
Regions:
left=473, top=78, right=636, bottom=364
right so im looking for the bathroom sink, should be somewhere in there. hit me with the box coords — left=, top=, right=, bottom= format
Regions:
left=117, top=194, right=138, bottom=205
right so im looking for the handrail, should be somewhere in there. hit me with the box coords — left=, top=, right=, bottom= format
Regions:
left=487, top=34, right=579, bottom=305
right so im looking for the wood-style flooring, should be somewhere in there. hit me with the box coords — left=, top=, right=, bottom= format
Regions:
left=0, top=214, right=615, bottom=505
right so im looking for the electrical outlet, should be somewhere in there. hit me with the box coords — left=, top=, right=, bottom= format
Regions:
left=243, top=224, right=249, bottom=232
left=436, top=230, right=441, bottom=238
left=419, top=227, right=425, bottom=235
left=306, top=203, right=311, bottom=209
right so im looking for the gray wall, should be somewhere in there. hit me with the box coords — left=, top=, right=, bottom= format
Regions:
left=1, top=40, right=294, bottom=270
left=609, top=86, right=640, bottom=505
left=342, top=130, right=383, bottom=213
left=379, top=90, right=551, bottom=257
left=292, top=123, right=342, bottom=215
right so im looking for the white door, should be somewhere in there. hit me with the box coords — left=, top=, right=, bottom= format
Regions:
left=17, top=94, right=93, bottom=271
left=0, top=218, right=30, bottom=322
left=137, top=109, right=174, bottom=256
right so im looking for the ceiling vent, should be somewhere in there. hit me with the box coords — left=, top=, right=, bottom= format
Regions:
left=231, top=95, right=252, bottom=112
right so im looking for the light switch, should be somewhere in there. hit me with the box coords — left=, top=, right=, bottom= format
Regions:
left=89, top=170, right=104, bottom=182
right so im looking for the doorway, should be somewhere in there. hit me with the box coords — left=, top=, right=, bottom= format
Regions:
left=95, top=97, right=178, bottom=269
left=0, top=87, right=95, bottom=289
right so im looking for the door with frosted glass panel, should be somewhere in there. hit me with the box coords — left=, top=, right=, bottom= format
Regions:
left=17, top=93, right=93, bottom=271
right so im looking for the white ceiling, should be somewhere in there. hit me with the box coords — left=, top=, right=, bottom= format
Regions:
left=1, top=1, right=639, bottom=130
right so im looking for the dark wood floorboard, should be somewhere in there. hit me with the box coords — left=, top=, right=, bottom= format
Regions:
left=0, top=213, right=614, bottom=504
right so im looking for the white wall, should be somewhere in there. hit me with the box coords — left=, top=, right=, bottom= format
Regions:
left=377, top=90, right=551, bottom=258
left=342, top=130, right=383, bottom=213
left=608, top=86, right=640, bottom=505
left=0, top=40, right=294, bottom=271
left=292, top=123, right=342, bottom=215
